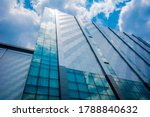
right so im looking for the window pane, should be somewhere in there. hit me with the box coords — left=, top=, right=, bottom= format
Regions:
left=38, top=78, right=49, bottom=87
left=106, top=88, right=114, bottom=95
left=50, top=79, right=59, bottom=88
left=109, top=96, right=116, bottom=100
left=50, top=70, right=58, bottom=79
left=101, top=79, right=109, bottom=87
left=36, top=95, right=48, bottom=100
left=49, top=88, right=59, bottom=96
left=76, top=74, right=86, bottom=84
left=79, top=92, right=90, bottom=99
left=37, top=86, right=48, bottom=95
left=29, top=67, right=39, bottom=76
left=22, top=94, right=36, bottom=100
left=31, top=62, right=40, bottom=67
left=88, top=85, right=98, bottom=93
left=50, top=65, right=58, bottom=70
left=41, top=64, right=49, bottom=69
left=27, top=76, right=38, bottom=85
left=97, top=87, right=108, bottom=95
left=94, top=78, right=103, bottom=86
left=49, top=96, right=59, bottom=100
left=40, top=68, right=49, bottom=78
left=67, top=72, right=76, bottom=82
left=68, top=82, right=78, bottom=90
left=85, top=76, right=95, bottom=85
left=101, top=95, right=110, bottom=100
left=90, top=93, right=100, bottom=100
left=78, top=84, right=88, bottom=92
left=24, top=85, right=37, bottom=94
left=69, top=90, right=79, bottom=99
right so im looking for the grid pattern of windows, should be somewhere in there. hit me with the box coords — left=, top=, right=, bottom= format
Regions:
left=66, top=68, right=116, bottom=100
left=114, top=78, right=150, bottom=100
left=22, top=8, right=60, bottom=100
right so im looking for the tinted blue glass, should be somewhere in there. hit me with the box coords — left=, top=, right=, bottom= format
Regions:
left=94, top=78, right=103, bottom=86
left=79, top=92, right=90, bottom=99
left=41, top=59, right=49, bottom=64
left=50, top=79, right=59, bottom=88
left=31, top=62, right=40, bottom=67
left=49, top=88, right=59, bottom=96
left=32, top=55, right=41, bottom=63
left=67, top=72, right=76, bottom=82
left=38, top=78, right=49, bottom=87
left=42, top=56, right=50, bottom=61
left=90, top=93, right=100, bottom=100
left=27, top=76, right=38, bottom=85
left=101, top=79, right=109, bottom=87
left=78, top=84, right=88, bottom=92
left=106, top=88, right=114, bottom=95
left=41, top=64, right=49, bottom=69
left=109, top=96, right=116, bottom=100
left=97, top=87, right=107, bottom=95
left=37, top=86, right=48, bottom=95
left=22, top=94, right=36, bottom=100
left=85, top=76, right=95, bottom=85
left=36, top=95, right=48, bottom=100
left=24, top=85, right=37, bottom=94
left=76, top=74, right=86, bottom=83
left=40, top=68, right=49, bottom=78
left=49, top=96, right=59, bottom=100
left=50, top=70, right=58, bottom=79
left=68, top=82, right=78, bottom=90
left=29, top=67, right=39, bottom=76
left=69, top=90, right=80, bottom=98
left=101, top=95, right=110, bottom=100
left=88, top=85, right=98, bottom=93
left=50, top=65, right=58, bottom=70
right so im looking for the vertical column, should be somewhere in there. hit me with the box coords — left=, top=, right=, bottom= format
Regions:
left=22, top=8, right=60, bottom=100
left=55, top=10, right=69, bottom=99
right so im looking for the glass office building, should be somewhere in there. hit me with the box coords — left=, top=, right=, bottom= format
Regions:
left=0, top=43, right=33, bottom=99
left=0, top=8, right=150, bottom=100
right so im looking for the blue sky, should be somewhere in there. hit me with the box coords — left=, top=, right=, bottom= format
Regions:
left=0, top=0, right=150, bottom=49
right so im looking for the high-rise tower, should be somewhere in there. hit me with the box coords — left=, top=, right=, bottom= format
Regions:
left=1, top=8, right=150, bottom=100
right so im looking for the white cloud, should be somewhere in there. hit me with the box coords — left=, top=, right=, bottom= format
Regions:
left=88, top=0, right=126, bottom=19
left=118, top=0, right=150, bottom=43
left=0, top=0, right=150, bottom=48
left=31, top=0, right=127, bottom=20
left=0, top=0, right=40, bottom=49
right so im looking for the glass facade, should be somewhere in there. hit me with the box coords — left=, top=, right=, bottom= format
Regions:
left=22, top=8, right=60, bottom=100
left=66, top=68, right=116, bottom=100
left=22, top=8, right=150, bottom=100
left=0, top=8, right=150, bottom=100
left=0, top=49, right=32, bottom=100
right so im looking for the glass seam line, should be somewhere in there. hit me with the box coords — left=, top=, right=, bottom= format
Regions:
left=123, top=32, right=150, bottom=54
left=0, top=48, right=7, bottom=59
left=132, top=34, right=150, bottom=48
left=55, top=10, right=61, bottom=100
left=108, top=27, right=150, bottom=66
left=93, top=22, right=150, bottom=92
left=74, top=17, right=120, bottom=100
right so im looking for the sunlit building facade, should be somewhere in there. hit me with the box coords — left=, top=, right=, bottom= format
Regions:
left=0, top=8, right=150, bottom=100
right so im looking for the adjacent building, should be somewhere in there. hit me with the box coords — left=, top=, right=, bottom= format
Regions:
left=0, top=8, right=150, bottom=100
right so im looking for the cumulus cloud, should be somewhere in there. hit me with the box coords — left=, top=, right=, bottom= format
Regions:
left=2, top=0, right=147, bottom=49
left=0, top=0, right=39, bottom=49
left=31, top=0, right=127, bottom=20
left=118, top=0, right=150, bottom=43
left=87, top=0, right=127, bottom=19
